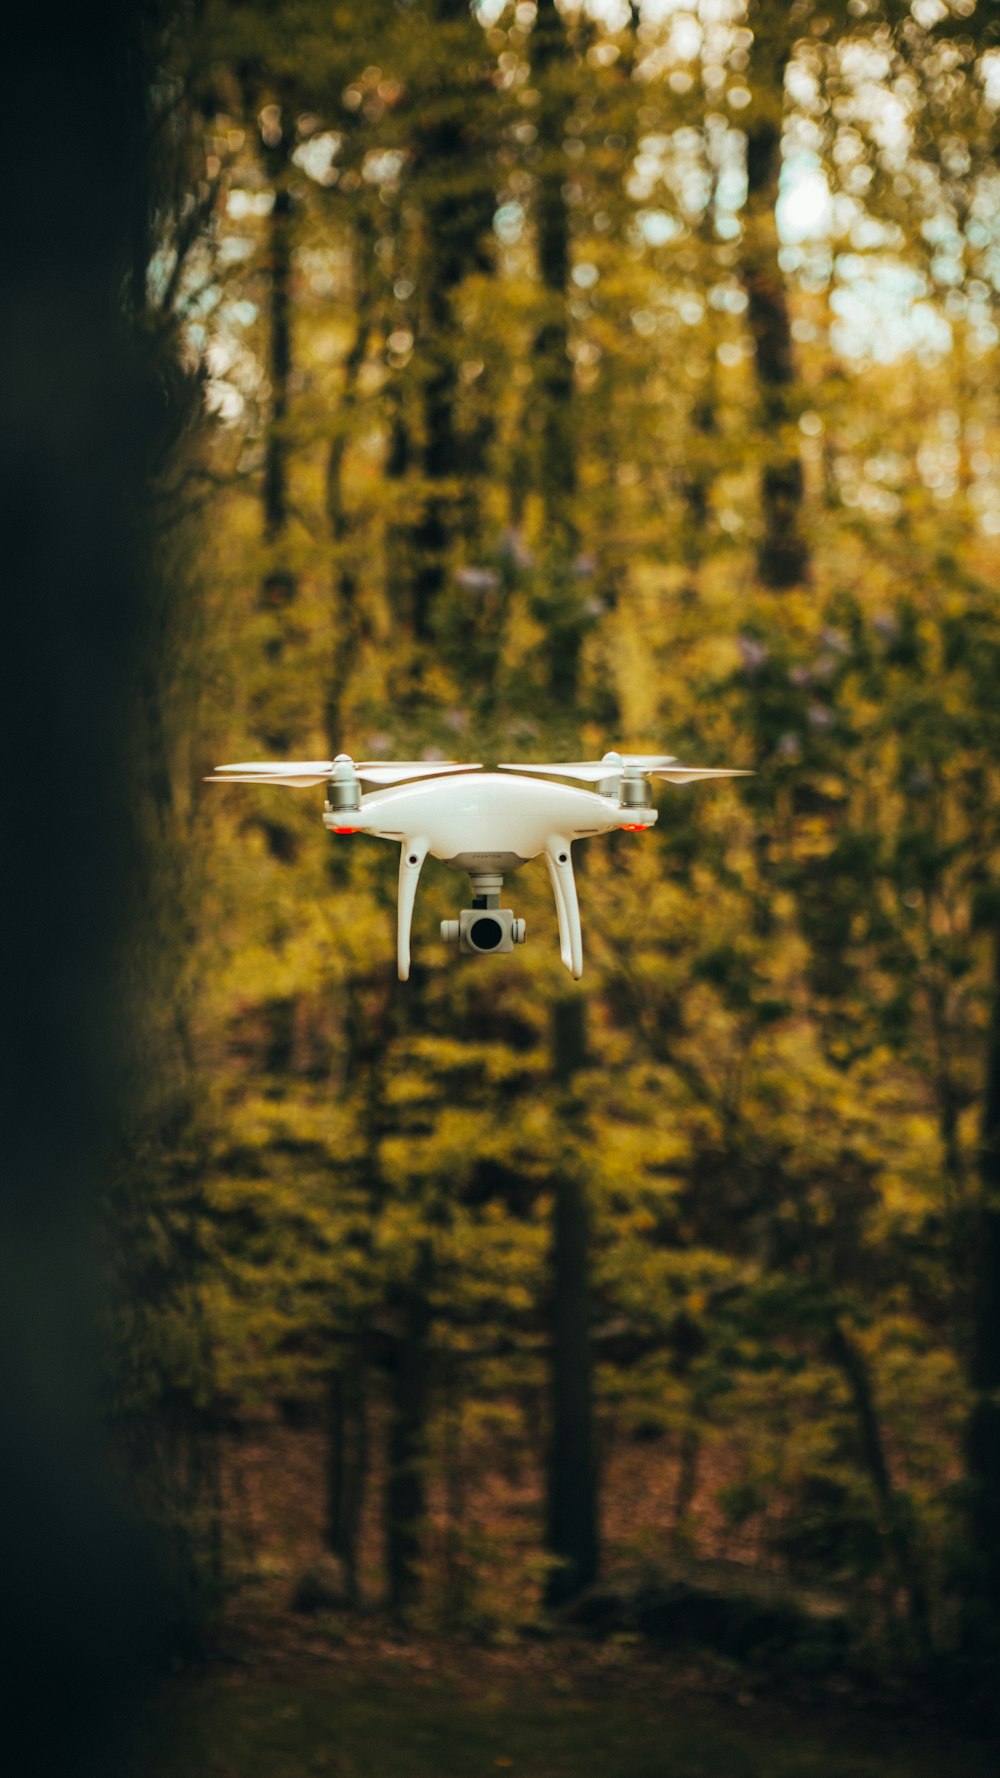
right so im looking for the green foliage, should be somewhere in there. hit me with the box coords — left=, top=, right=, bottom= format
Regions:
left=115, top=0, right=1000, bottom=1661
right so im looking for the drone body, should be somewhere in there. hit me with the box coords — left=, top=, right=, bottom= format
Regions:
left=207, top=751, right=750, bottom=980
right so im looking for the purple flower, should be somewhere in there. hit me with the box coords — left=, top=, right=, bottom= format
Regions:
left=738, top=634, right=769, bottom=674
left=456, top=566, right=500, bottom=594
left=500, top=528, right=535, bottom=569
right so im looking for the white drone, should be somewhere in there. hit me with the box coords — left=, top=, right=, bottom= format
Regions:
left=206, top=751, right=751, bottom=980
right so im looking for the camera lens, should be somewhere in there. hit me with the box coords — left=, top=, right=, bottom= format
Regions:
left=469, top=916, right=503, bottom=951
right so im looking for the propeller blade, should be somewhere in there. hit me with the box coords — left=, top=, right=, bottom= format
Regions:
left=498, top=759, right=752, bottom=785
left=206, top=759, right=482, bottom=789
left=354, top=762, right=482, bottom=784
left=649, top=766, right=754, bottom=783
left=206, top=760, right=334, bottom=787
left=497, top=761, right=615, bottom=781
left=498, top=754, right=676, bottom=781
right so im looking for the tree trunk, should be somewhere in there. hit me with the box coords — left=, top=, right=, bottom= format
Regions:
left=324, top=223, right=374, bottom=745
left=261, top=122, right=296, bottom=613
left=409, top=0, right=495, bottom=644
left=380, top=0, right=495, bottom=1595
left=671, top=1424, right=701, bottom=1553
left=545, top=1173, right=598, bottom=1605
left=533, top=0, right=587, bottom=701
left=544, top=1002, right=599, bottom=1609
left=741, top=3, right=809, bottom=591
left=325, top=1335, right=369, bottom=1606
left=386, top=1250, right=433, bottom=1616
left=441, top=1358, right=469, bottom=1628
left=964, top=921, right=1000, bottom=1660
left=531, top=1, right=600, bottom=1610
left=827, top=1316, right=933, bottom=1660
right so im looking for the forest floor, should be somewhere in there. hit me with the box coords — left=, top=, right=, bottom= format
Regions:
left=140, top=1651, right=998, bottom=1778
left=139, top=1604, right=999, bottom=1778
left=135, top=1420, right=999, bottom=1775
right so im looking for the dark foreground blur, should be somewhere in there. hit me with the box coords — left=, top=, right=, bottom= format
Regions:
left=1, top=4, right=171, bottom=1771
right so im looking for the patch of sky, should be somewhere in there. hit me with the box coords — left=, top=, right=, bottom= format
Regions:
left=184, top=284, right=221, bottom=320
left=638, top=211, right=681, bottom=247
left=494, top=201, right=525, bottom=245
left=362, top=149, right=405, bottom=188
left=778, top=159, right=832, bottom=242
left=668, top=9, right=702, bottom=60
left=708, top=282, right=747, bottom=314
left=578, top=0, right=631, bottom=29
left=221, top=300, right=257, bottom=328
left=147, top=247, right=174, bottom=308
left=218, top=236, right=255, bottom=266
left=831, top=265, right=951, bottom=363
left=205, top=382, right=244, bottom=423
left=982, top=51, right=1000, bottom=108
left=775, top=154, right=953, bottom=362
left=292, top=132, right=341, bottom=185
left=227, top=190, right=274, bottom=220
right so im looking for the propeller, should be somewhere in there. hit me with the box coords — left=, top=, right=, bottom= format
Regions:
left=205, top=756, right=483, bottom=788
left=498, top=751, right=752, bottom=784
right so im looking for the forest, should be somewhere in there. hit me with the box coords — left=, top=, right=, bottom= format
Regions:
left=7, top=1, right=1000, bottom=1774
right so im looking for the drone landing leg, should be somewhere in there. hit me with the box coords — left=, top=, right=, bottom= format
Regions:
left=544, top=837, right=583, bottom=980
left=397, top=837, right=429, bottom=981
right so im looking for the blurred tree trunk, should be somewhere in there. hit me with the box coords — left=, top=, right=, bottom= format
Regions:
left=741, top=2, right=809, bottom=591
left=532, top=0, right=599, bottom=1612
left=546, top=1007, right=599, bottom=1608
left=826, top=1317, right=933, bottom=1660
left=441, top=1356, right=470, bottom=1626
left=252, top=106, right=304, bottom=1070
left=260, top=112, right=297, bottom=618
left=671, top=1423, right=701, bottom=1553
left=324, top=976, right=392, bottom=1605
left=380, top=1, right=496, bottom=1610
left=386, top=1244, right=434, bottom=1615
left=324, top=218, right=375, bottom=747
left=680, top=86, right=723, bottom=594
left=682, top=371, right=719, bottom=589
left=325, top=1339, right=369, bottom=1605
left=533, top=10, right=575, bottom=552
left=410, top=0, right=495, bottom=645
left=533, top=0, right=586, bottom=699
left=964, top=921, right=1000, bottom=1660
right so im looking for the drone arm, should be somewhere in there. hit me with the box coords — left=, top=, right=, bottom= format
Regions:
left=544, top=837, right=583, bottom=980
left=397, top=837, right=429, bottom=982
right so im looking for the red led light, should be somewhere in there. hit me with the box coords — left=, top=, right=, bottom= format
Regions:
left=622, top=823, right=648, bottom=832
left=332, top=826, right=360, bottom=835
